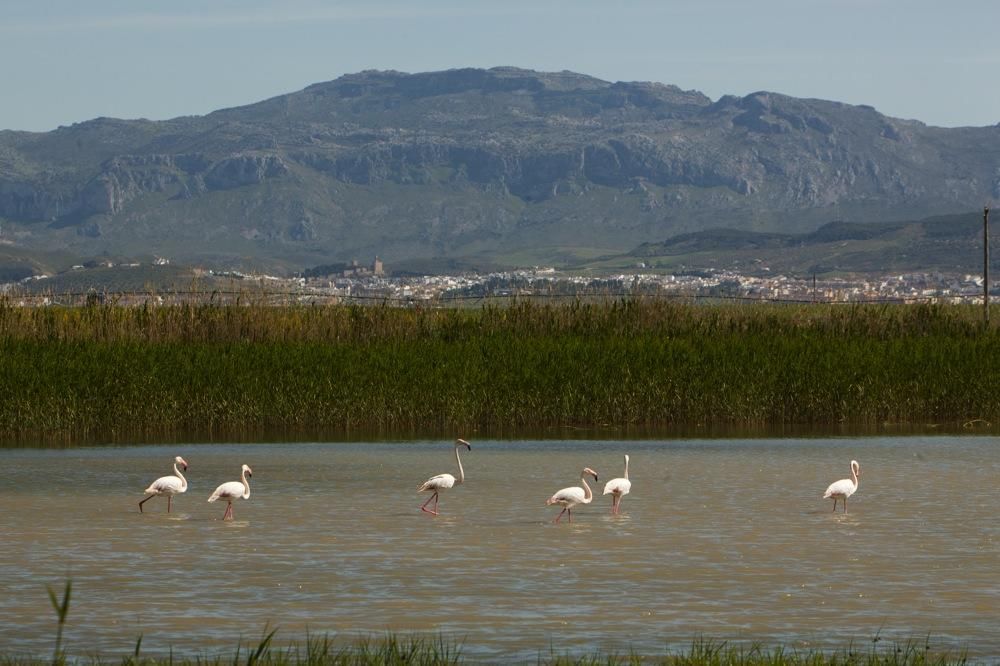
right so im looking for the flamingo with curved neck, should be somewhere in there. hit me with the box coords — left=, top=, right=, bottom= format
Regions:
left=546, top=467, right=599, bottom=523
left=823, top=460, right=861, bottom=513
left=417, top=438, right=471, bottom=516
left=139, top=456, right=189, bottom=513
left=208, top=464, right=253, bottom=520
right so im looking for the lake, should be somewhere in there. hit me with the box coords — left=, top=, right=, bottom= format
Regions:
left=1, top=437, right=998, bottom=661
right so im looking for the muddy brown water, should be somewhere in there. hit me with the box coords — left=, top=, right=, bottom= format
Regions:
left=1, top=437, right=998, bottom=661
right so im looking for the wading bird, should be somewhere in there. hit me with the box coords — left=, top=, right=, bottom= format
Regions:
left=823, top=460, right=861, bottom=513
left=139, top=456, right=189, bottom=513
left=603, top=454, right=631, bottom=515
left=208, top=464, right=252, bottom=520
left=417, top=438, right=470, bottom=515
left=547, top=467, right=599, bottom=523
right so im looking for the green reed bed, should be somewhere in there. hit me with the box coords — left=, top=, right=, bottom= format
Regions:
left=2, top=299, right=1000, bottom=441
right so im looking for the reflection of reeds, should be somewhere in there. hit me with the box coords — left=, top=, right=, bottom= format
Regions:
left=2, top=300, right=999, bottom=441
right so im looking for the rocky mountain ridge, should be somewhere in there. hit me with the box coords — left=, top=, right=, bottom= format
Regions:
left=1, top=67, right=997, bottom=274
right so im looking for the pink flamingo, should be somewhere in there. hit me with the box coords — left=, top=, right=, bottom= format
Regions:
left=546, top=467, right=599, bottom=523
left=139, top=456, right=189, bottom=513
left=823, top=460, right=861, bottom=512
left=417, top=439, right=470, bottom=515
left=208, top=464, right=252, bottom=520
left=603, top=454, right=632, bottom=515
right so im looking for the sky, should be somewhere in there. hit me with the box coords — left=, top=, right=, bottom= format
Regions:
left=2, top=0, right=999, bottom=132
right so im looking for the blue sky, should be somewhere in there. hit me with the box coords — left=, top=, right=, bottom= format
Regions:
left=2, top=0, right=998, bottom=132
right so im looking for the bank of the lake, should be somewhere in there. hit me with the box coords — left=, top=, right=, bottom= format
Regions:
left=0, top=634, right=971, bottom=666
left=2, top=300, right=999, bottom=442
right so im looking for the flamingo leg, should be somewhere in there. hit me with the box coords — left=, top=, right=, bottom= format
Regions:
left=843, top=497, right=847, bottom=513
left=831, top=498, right=838, bottom=512
left=223, top=502, right=234, bottom=520
left=167, top=496, right=172, bottom=513
left=421, top=492, right=439, bottom=515
left=138, top=495, right=154, bottom=513
left=616, top=497, right=623, bottom=515
left=554, top=507, right=567, bottom=523
left=567, top=508, right=572, bottom=523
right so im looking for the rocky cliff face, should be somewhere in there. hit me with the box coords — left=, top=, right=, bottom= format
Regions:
left=0, top=67, right=997, bottom=269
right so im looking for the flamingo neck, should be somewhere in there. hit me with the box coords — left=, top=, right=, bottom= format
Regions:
left=851, top=466, right=859, bottom=489
left=173, top=463, right=188, bottom=490
left=580, top=474, right=593, bottom=503
left=241, top=469, right=250, bottom=498
left=624, top=457, right=630, bottom=481
left=453, top=446, right=465, bottom=485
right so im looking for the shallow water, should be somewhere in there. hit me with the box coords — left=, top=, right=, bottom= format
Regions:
left=1, top=437, right=998, bottom=661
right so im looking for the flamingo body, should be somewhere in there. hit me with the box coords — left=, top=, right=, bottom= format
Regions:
left=823, top=460, right=861, bottom=513
left=602, top=454, right=631, bottom=514
left=418, top=439, right=470, bottom=515
left=139, top=456, right=189, bottom=513
left=418, top=473, right=457, bottom=493
left=208, top=464, right=252, bottom=520
left=547, top=467, right=599, bottom=523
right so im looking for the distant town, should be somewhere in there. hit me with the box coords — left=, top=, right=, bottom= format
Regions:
left=4, top=254, right=992, bottom=306
left=0, top=257, right=992, bottom=305
left=294, top=264, right=990, bottom=305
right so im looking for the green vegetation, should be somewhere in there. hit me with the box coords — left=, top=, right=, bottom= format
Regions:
left=2, top=299, right=1000, bottom=443
left=0, top=635, right=971, bottom=666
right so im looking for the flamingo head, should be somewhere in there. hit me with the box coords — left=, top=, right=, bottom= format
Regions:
left=624, top=454, right=630, bottom=464
left=242, top=464, right=253, bottom=478
left=175, top=456, right=189, bottom=471
left=583, top=467, right=599, bottom=482
left=455, top=438, right=471, bottom=451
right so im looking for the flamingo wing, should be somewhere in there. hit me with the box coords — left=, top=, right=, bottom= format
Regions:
left=547, top=486, right=585, bottom=507
left=603, top=477, right=631, bottom=496
left=209, top=480, right=247, bottom=502
left=145, top=475, right=184, bottom=495
left=823, top=478, right=856, bottom=498
left=418, top=473, right=456, bottom=492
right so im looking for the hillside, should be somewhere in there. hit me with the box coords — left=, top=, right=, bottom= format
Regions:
left=1, top=67, right=999, bottom=276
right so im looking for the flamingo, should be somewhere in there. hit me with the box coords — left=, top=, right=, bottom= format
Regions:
left=208, top=464, right=252, bottom=520
left=823, top=459, right=861, bottom=513
left=417, top=438, right=470, bottom=515
left=546, top=467, right=599, bottom=523
left=603, top=454, right=632, bottom=515
left=139, top=456, right=189, bottom=513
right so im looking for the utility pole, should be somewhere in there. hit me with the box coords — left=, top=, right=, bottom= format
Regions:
left=985, top=207, right=991, bottom=327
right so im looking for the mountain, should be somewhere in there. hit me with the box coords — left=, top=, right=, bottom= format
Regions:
left=603, top=212, right=988, bottom=276
left=1, top=66, right=998, bottom=276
